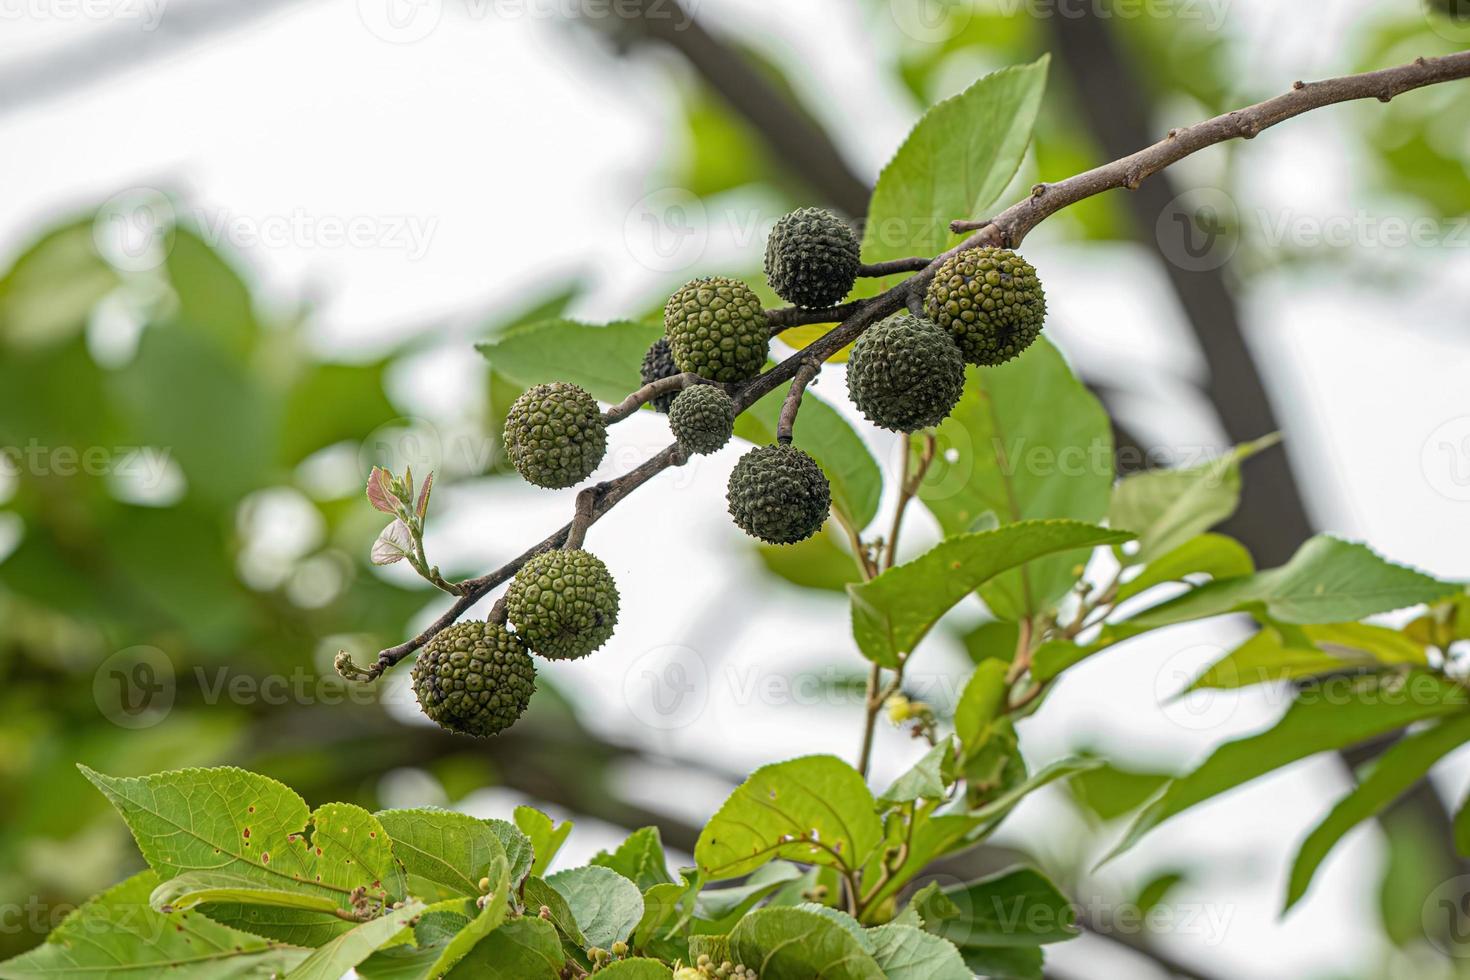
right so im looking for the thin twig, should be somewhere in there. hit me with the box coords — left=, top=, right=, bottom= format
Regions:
left=776, top=360, right=821, bottom=444
left=348, top=50, right=1470, bottom=680
left=603, top=373, right=705, bottom=424
left=858, top=257, right=932, bottom=277
left=565, top=490, right=597, bottom=550
left=766, top=299, right=871, bottom=334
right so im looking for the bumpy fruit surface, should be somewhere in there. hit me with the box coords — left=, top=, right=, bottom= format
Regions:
left=640, top=337, right=680, bottom=413
left=726, top=444, right=830, bottom=545
left=664, top=277, right=769, bottom=383
left=923, top=247, right=1046, bottom=366
left=846, top=312, right=964, bottom=432
left=504, top=382, right=607, bottom=488
left=668, top=384, right=735, bottom=455
left=763, top=207, right=861, bottom=309
left=506, top=549, right=619, bottom=660
left=411, top=620, right=536, bottom=737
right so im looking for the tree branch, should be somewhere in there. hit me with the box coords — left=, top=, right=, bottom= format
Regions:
left=776, top=360, right=822, bottom=444
left=345, top=49, right=1470, bottom=680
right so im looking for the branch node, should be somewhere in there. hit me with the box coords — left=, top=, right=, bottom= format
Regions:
left=1030, top=182, right=1047, bottom=198
left=1292, top=79, right=1305, bottom=90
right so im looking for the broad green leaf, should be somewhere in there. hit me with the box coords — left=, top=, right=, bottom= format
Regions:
left=286, top=901, right=426, bottom=980
left=879, top=741, right=954, bottom=805
left=80, top=765, right=403, bottom=946
left=423, top=870, right=512, bottom=979
left=476, top=319, right=661, bottom=404
left=969, top=758, right=1100, bottom=827
left=1186, top=622, right=1427, bottom=693
left=515, top=806, right=572, bottom=878
left=1128, top=536, right=1460, bottom=628
left=0, top=218, right=118, bottom=348
left=930, top=868, right=1078, bottom=948
left=728, top=908, right=885, bottom=980
left=377, top=808, right=509, bottom=899
left=954, top=660, right=1009, bottom=759
left=918, top=344, right=1115, bottom=620
left=280, top=360, right=398, bottom=465
left=149, top=870, right=342, bottom=915
left=485, top=818, right=535, bottom=886
left=546, top=866, right=644, bottom=949
left=696, top=755, right=883, bottom=880
left=1104, top=673, right=1470, bottom=864
left=523, top=875, right=589, bottom=947
left=860, top=813, right=980, bottom=915
left=862, top=58, right=1049, bottom=267
left=1030, top=636, right=1116, bottom=684
left=636, top=878, right=696, bottom=961
left=848, top=520, right=1131, bottom=667
left=445, top=917, right=563, bottom=979
left=165, top=226, right=259, bottom=356
left=1108, top=435, right=1278, bottom=565
left=1114, top=533, right=1254, bottom=603
left=957, top=944, right=1043, bottom=980
left=696, top=862, right=805, bottom=924
left=867, top=925, right=971, bottom=980
left=591, top=826, right=675, bottom=891
left=756, top=525, right=863, bottom=593
left=1285, top=712, right=1470, bottom=910
left=596, top=961, right=674, bottom=978
left=0, top=871, right=307, bottom=979
left=736, top=385, right=882, bottom=531
left=961, top=621, right=1022, bottom=665
left=1067, top=762, right=1173, bottom=822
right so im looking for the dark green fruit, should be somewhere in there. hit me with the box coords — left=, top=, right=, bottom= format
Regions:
left=504, top=382, right=607, bottom=489
left=764, top=207, right=861, bottom=309
left=506, top=549, right=619, bottom=660
left=668, top=384, right=735, bottom=455
left=846, top=312, right=964, bottom=432
left=411, top=620, right=536, bottom=737
left=641, top=337, right=680, bottom=413
left=1428, top=0, right=1470, bottom=18
left=664, top=277, right=769, bottom=383
left=923, top=247, right=1046, bottom=366
left=726, top=444, right=830, bottom=545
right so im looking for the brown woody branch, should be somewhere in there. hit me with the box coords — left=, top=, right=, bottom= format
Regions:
left=776, top=360, right=822, bottom=444
left=349, top=49, right=1470, bottom=679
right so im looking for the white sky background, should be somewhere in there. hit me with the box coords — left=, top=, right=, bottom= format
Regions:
left=3, top=0, right=1470, bottom=977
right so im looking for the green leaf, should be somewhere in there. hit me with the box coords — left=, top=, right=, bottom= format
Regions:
left=545, top=866, right=644, bottom=949
left=80, top=765, right=403, bottom=946
left=1114, top=533, right=1254, bottom=603
left=1108, top=435, right=1278, bottom=565
left=0, top=871, right=308, bottom=979
left=696, top=862, right=805, bottom=924
left=0, top=218, right=119, bottom=349
left=485, top=818, right=535, bottom=886
left=279, top=360, right=398, bottom=466
left=515, top=806, right=572, bottom=878
left=879, top=741, right=954, bottom=805
left=423, top=872, right=513, bottom=977
left=930, top=867, right=1078, bottom=947
left=445, top=917, right=564, bottom=979
left=867, top=925, right=971, bottom=980
left=1067, top=762, right=1172, bottom=822
left=1128, top=535, right=1460, bottom=628
left=695, top=755, right=883, bottom=880
left=149, top=870, right=343, bottom=915
left=523, top=875, right=589, bottom=947
left=862, top=58, right=1049, bottom=267
left=591, top=827, right=675, bottom=891
left=917, top=344, right=1115, bottom=620
left=969, top=758, right=1100, bottom=827
left=164, top=226, right=259, bottom=356
left=954, top=661, right=1010, bottom=759
left=957, top=945, right=1043, bottom=980
left=286, top=901, right=426, bottom=980
left=1457, top=789, right=1470, bottom=858
left=1104, top=672, right=1470, bottom=864
left=848, top=520, right=1131, bottom=667
left=736, top=385, right=882, bottom=531
left=1185, top=622, right=1427, bottom=693
left=1285, top=712, right=1470, bottom=911
left=756, top=525, right=863, bottom=593
left=728, top=907, right=885, bottom=980
left=476, top=319, right=661, bottom=404
left=377, top=808, right=510, bottom=899
left=595, top=961, right=674, bottom=979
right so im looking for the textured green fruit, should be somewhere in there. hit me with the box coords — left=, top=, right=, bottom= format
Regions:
left=664, top=277, right=769, bottom=383
left=726, top=444, right=830, bottom=545
left=641, top=337, right=680, bottom=413
left=504, top=382, right=607, bottom=489
left=668, top=384, right=735, bottom=455
left=506, top=549, right=619, bottom=660
left=923, top=247, right=1046, bottom=366
left=764, top=207, right=861, bottom=309
left=846, top=312, right=964, bottom=432
left=411, top=620, right=536, bottom=737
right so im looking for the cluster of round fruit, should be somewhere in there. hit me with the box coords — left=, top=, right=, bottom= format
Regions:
left=412, top=207, right=1046, bottom=737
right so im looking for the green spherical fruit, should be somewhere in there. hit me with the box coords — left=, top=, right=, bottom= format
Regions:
left=764, top=207, right=861, bottom=309
left=923, top=247, right=1046, bottom=366
left=640, top=337, right=680, bottom=413
left=664, top=277, right=769, bottom=383
left=668, top=384, right=735, bottom=455
left=846, top=312, right=964, bottom=433
left=504, top=382, right=607, bottom=489
left=506, top=549, right=619, bottom=660
left=411, top=620, right=536, bottom=737
left=726, top=444, right=830, bottom=545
